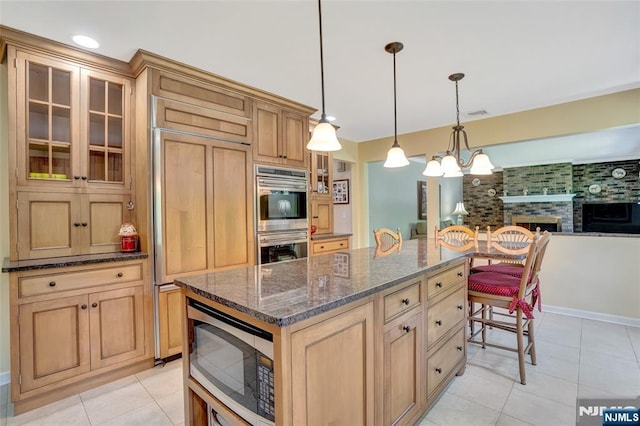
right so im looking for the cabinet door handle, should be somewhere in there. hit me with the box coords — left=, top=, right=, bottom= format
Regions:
left=457, top=305, right=464, bottom=310
left=402, top=325, right=411, bottom=333
left=457, top=346, right=463, bottom=351
left=401, top=298, right=410, bottom=305
left=435, top=282, right=443, bottom=288
left=435, top=368, right=442, bottom=374
left=91, top=302, right=98, bottom=308
left=81, top=304, right=87, bottom=310
left=117, top=272, right=123, bottom=278
left=81, top=223, right=88, bottom=227
left=49, top=281, right=56, bottom=287
left=457, top=272, right=464, bottom=277
left=81, top=176, right=88, bottom=180
left=435, top=320, right=442, bottom=326
left=74, top=223, right=81, bottom=227
left=283, top=155, right=287, bottom=159
left=312, top=216, right=319, bottom=219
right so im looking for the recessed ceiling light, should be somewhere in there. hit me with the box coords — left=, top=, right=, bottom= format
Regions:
left=72, top=35, right=99, bottom=49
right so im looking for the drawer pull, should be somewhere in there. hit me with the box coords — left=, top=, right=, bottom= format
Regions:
left=117, top=272, right=124, bottom=278
left=81, top=176, right=88, bottom=180
left=457, top=305, right=464, bottom=310
left=435, top=320, right=442, bottom=326
left=339, top=243, right=344, bottom=246
left=435, top=282, right=443, bottom=288
left=401, top=298, right=410, bottom=305
left=74, top=176, right=81, bottom=180
left=320, top=246, right=324, bottom=249
left=402, top=325, right=411, bottom=333
left=91, top=302, right=98, bottom=308
left=81, top=304, right=87, bottom=310
left=457, top=272, right=464, bottom=277
left=457, top=346, right=463, bottom=351
left=435, top=368, right=442, bottom=374
left=49, top=281, right=56, bottom=287
left=74, top=223, right=81, bottom=227
left=81, top=223, right=88, bottom=227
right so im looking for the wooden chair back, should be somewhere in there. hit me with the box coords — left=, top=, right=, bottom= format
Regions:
left=487, top=225, right=540, bottom=261
left=434, top=225, right=479, bottom=246
left=517, top=231, right=551, bottom=300
left=373, top=227, right=403, bottom=255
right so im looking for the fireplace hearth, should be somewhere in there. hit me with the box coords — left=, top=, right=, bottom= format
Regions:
left=511, top=215, right=562, bottom=232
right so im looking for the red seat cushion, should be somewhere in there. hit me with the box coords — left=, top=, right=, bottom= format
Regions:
left=471, top=264, right=524, bottom=278
left=468, top=272, right=540, bottom=319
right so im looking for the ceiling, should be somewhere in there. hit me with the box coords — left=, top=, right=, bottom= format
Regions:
left=1, top=1, right=639, bottom=148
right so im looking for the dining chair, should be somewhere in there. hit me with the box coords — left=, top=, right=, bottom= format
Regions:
left=433, top=225, right=479, bottom=247
left=373, top=227, right=402, bottom=256
left=467, top=231, right=551, bottom=385
left=471, top=225, right=540, bottom=277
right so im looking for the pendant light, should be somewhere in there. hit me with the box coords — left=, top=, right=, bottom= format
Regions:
left=383, top=42, right=410, bottom=168
left=423, top=73, right=494, bottom=177
left=307, top=0, right=341, bottom=152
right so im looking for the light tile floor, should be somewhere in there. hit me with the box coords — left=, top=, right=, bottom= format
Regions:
left=1, top=311, right=638, bottom=426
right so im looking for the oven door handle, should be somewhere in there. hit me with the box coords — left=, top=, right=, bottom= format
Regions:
left=258, top=235, right=308, bottom=246
left=257, top=177, right=308, bottom=191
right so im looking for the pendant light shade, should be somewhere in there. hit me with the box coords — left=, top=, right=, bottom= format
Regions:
left=421, top=73, right=494, bottom=176
left=383, top=41, right=409, bottom=168
left=308, top=119, right=342, bottom=151
left=307, top=0, right=341, bottom=152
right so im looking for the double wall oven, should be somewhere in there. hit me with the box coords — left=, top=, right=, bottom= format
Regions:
left=255, top=165, right=309, bottom=264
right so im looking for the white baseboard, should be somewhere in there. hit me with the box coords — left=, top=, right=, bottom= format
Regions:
left=0, top=371, right=9, bottom=386
left=543, top=304, right=640, bottom=327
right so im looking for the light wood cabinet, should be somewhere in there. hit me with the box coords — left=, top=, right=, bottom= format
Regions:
left=158, top=287, right=183, bottom=359
left=12, top=48, right=132, bottom=190
left=6, top=41, right=134, bottom=262
left=10, top=260, right=152, bottom=413
left=16, top=191, right=132, bottom=259
left=310, top=151, right=332, bottom=198
left=253, top=101, right=308, bottom=169
left=310, top=199, right=333, bottom=236
left=424, top=260, right=468, bottom=404
left=157, top=131, right=253, bottom=283
left=310, top=236, right=350, bottom=255
left=290, top=301, right=375, bottom=426
left=383, top=310, right=423, bottom=426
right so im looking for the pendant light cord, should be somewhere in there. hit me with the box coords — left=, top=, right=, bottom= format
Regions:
left=393, top=50, right=398, bottom=144
left=318, top=0, right=326, bottom=117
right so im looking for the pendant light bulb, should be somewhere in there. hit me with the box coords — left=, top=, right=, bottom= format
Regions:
left=307, top=0, right=341, bottom=152
left=383, top=41, right=409, bottom=169
left=423, top=157, right=443, bottom=177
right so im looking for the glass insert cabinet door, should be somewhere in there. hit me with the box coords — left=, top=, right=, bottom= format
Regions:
left=24, top=56, right=76, bottom=181
left=85, top=71, right=125, bottom=184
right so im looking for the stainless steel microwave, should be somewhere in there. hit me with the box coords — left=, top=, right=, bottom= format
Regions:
left=187, top=300, right=275, bottom=426
left=256, top=165, right=308, bottom=233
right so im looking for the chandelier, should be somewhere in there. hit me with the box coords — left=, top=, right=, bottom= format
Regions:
left=307, top=0, right=341, bottom=152
left=423, top=73, right=494, bottom=177
left=383, top=42, right=410, bottom=168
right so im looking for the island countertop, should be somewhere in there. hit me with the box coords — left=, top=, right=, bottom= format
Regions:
left=174, top=239, right=474, bottom=327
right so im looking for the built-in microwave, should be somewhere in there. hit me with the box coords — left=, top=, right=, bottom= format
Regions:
left=187, top=299, right=275, bottom=426
left=256, top=165, right=308, bottom=233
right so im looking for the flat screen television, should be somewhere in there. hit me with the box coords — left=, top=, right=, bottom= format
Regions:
left=582, top=202, right=640, bottom=234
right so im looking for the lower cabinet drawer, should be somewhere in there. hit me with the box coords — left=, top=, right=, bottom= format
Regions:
left=311, top=238, right=349, bottom=255
left=426, top=286, right=466, bottom=347
left=426, top=263, right=466, bottom=300
left=426, top=328, right=465, bottom=397
left=383, top=282, right=421, bottom=323
left=19, top=263, right=143, bottom=298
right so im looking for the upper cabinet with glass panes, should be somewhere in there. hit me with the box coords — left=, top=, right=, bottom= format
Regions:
left=13, top=49, right=131, bottom=190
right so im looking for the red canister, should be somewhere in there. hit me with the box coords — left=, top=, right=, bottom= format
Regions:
left=120, top=235, right=137, bottom=252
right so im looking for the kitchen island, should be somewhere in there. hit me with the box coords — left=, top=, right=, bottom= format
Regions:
left=175, top=239, right=472, bottom=425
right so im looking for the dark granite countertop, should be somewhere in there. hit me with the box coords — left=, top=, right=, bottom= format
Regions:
left=175, top=239, right=470, bottom=327
left=310, top=233, right=352, bottom=241
left=2, top=252, right=149, bottom=273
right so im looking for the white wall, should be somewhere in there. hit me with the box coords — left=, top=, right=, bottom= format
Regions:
left=540, top=234, right=640, bottom=322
